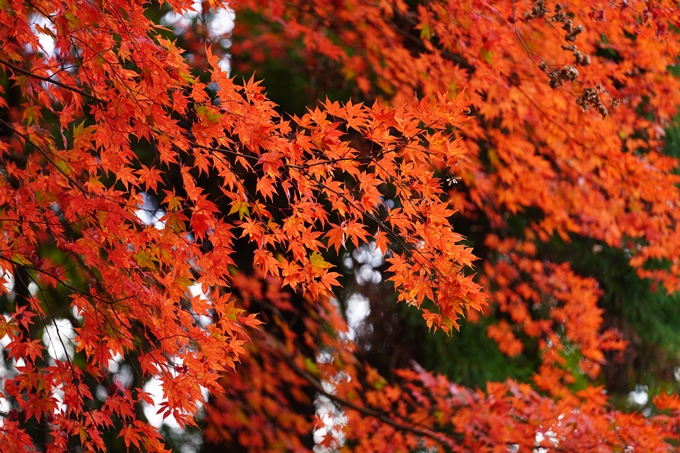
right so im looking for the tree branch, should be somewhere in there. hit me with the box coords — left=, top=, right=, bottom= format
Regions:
left=264, top=333, right=456, bottom=448
left=0, top=58, right=100, bottom=102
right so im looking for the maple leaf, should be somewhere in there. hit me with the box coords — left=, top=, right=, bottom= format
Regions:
left=343, top=221, right=370, bottom=248
left=325, top=224, right=346, bottom=253
left=253, top=248, right=281, bottom=277
left=256, top=175, right=278, bottom=201
left=374, top=230, right=390, bottom=254
left=137, top=165, right=164, bottom=193
left=119, top=425, right=142, bottom=449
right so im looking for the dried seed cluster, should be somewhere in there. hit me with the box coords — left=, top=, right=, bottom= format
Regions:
left=563, top=21, right=585, bottom=42
left=561, top=44, right=591, bottom=66
left=576, top=86, right=609, bottom=118
left=528, top=1, right=619, bottom=117
left=551, top=4, right=586, bottom=44
left=540, top=62, right=579, bottom=89
left=552, top=3, right=567, bottom=22
left=524, top=0, right=548, bottom=20
left=573, top=49, right=591, bottom=66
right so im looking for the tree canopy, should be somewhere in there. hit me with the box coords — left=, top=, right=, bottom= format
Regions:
left=3, top=0, right=680, bottom=451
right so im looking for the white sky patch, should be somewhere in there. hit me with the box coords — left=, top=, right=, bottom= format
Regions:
left=208, top=9, right=235, bottom=36
left=534, top=428, right=558, bottom=450
left=189, top=284, right=207, bottom=299
left=161, top=0, right=202, bottom=30
left=189, top=284, right=213, bottom=327
left=533, top=419, right=561, bottom=453
left=352, top=242, right=384, bottom=285
left=71, top=306, right=84, bottom=323
left=356, top=264, right=381, bottom=285
left=27, top=282, right=38, bottom=296
left=208, top=8, right=233, bottom=74
left=345, top=294, right=369, bottom=341
left=117, top=364, right=135, bottom=388
left=353, top=242, right=384, bottom=268
left=135, top=193, right=166, bottom=229
left=628, top=384, right=649, bottom=406
left=107, top=352, right=124, bottom=374
left=0, top=321, right=12, bottom=377
left=144, top=377, right=179, bottom=430
left=160, top=2, right=233, bottom=75
left=142, top=372, right=210, bottom=431
left=0, top=320, right=12, bottom=419
left=152, top=210, right=167, bottom=230
left=313, top=393, right=347, bottom=451
left=43, top=318, right=75, bottom=362
left=315, top=242, right=385, bottom=448
left=535, top=431, right=545, bottom=445
left=217, top=57, right=231, bottom=75
left=0, top=321, right=10, bottom=350
left=343, top=254, right=353, bottom=270
left=312, top=357, right=350, bottom=452
left=96, top=384, right=108, bottom=402
left=314, top=294, right=373, bottom=449
left=1, top=269, right=14, bottom=301
left=28, top=13, right=56, bottom=57
left=161, top=0, right=234, bottom=38
left=0, top=395, right=10, bottom=416
left=53, top=385, right=66, bottom=415
left=135, top=208, right=153, bottom=226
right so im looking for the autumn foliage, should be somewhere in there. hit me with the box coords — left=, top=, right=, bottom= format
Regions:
left=3, top=0, right=680, bottom=451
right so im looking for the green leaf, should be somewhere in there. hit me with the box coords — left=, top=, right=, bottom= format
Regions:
left=304, top=357, right=319, bottom=376
left=309, top=252, right=331, bottom=272
left=420, top=23, right=431, bottom=40
left=481, top=49, right=493, bottom=65
left=133, top=251, right=156, bottom=270
left=12, top=254, right=31, bottom=266
left=229, top=201, right=250, bottom=220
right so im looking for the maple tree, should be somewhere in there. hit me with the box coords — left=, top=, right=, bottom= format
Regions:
left=3, top=0, right=680, bottom=451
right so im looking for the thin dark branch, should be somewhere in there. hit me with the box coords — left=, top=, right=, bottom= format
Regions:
left=264, top=332, right=456, bottom=447
left=0, top=58, right=100, bottom=102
